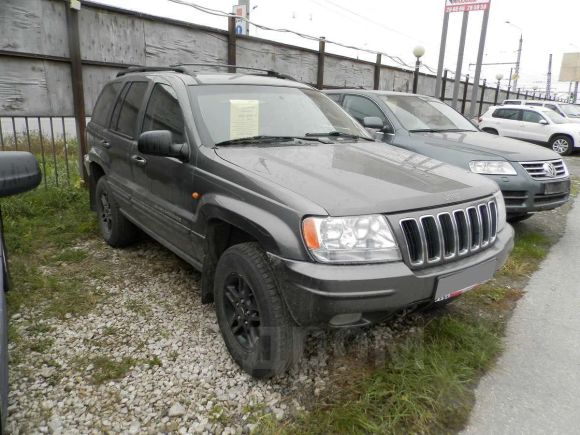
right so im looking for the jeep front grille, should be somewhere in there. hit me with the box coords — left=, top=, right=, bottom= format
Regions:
left=399, top=201, right=497, bottom=267
left=519, top=159, right=568, bottom=180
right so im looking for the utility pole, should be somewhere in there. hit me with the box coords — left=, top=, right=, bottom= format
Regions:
left=575, top=81, right=579, bottom=103
left=506, top=21, right=523, bottom=91
left=469, top=7, right=490, bottom=117
left=546, top=54, right=553, bottom=99
left=452, top=11, right=469, bottom=109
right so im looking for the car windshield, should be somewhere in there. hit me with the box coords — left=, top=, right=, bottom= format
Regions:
left=543, top=111, right=568, bottom=124
left=190, top=85, right=371, bottom=145
left=560, top=104, right=580, bottom=117
left=379, top=95, right=478, bottom=132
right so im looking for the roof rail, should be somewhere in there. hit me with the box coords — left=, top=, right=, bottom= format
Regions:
left=116, top=66, right=187, bottom=77
left=170, top=63, right=297, bottom=81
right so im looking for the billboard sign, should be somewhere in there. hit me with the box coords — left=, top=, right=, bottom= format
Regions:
left=233, top=5, right=248, bottom=35
left=445, top=0, right=490, bottom=13
left=559, top=53, right=580, bottom=82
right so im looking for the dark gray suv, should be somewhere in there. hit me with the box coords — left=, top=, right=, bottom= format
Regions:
left=85, top=66, right=514, bottom=377
left=325, top=90, right=570, bottom=223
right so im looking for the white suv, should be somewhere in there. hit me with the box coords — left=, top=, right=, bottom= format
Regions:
left=502, top=100, right=580, bottom=123
left=479, top=105, right=580, bottom=155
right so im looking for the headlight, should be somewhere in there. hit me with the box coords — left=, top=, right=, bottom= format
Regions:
left=493, top=191, right=507, bottom=231
left=302, top=215, right=401, bottom=263
left=469, top=161, right=517, bottom=175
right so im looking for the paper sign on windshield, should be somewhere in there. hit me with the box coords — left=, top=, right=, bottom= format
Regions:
left=230, top=100, right=259, bottom=140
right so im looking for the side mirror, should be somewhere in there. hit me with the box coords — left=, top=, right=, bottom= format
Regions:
left=137, top=130, right=188, bottom=160
left=539, top=119, right=549, bottom=125
left=0, top=152, right=41, bottom=197
left=363, top=116, right=384, bottom=129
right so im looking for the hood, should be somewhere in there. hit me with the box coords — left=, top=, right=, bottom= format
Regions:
left=406, top=131, right=560, bottom=162
left=214, top=142, right=497, bottom=216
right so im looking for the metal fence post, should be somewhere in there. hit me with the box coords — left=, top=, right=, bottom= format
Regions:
left=494, top=81, right=500, bottom=105
left=525, top=90, right=529, bottom=100
left=317, top=37, right=325, bottom=90
left=440, top=69, right=448, bottom=102
left=65, top=2, right=88, bottom=184
left=516, top=88, right=520, bottom=99
left=506, top=86, right=511, bottom=99
left=228, top=16, right=236, bottom=72
left=374, top=53, right=382, bottom=90
left=461, top=74, right=469, bottom=114
left=478, top=79, right=486, bottom=117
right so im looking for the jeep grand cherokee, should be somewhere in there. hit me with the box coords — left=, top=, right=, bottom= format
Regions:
left=85, top=66, right=514, bottom=377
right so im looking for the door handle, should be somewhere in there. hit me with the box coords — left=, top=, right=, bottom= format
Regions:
left=100, top=139, right=111, bottom=149
left=131, top=155, right=147, bottom=167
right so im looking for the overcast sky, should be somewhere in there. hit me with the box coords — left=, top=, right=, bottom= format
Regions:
left=94, top=0, right=580, bottom=97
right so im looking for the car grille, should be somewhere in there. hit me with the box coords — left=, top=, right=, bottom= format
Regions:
left=399, top=200, right=498, bottom=267
left=519, top=159, right=568, bottom=180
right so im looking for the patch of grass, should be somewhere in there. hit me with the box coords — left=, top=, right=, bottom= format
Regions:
left=280, top=316, right=501, bottom=434
left=2, top=184, right=98, bottom=319
left=51, top=248, right=89, bottom=263
left=125, top=299, right=152, bottom=316
left=500, top=229, right=550, bottom=278
left=87, top=356, right=138, bottom=385
left=147, top=356, right=162, bottom=368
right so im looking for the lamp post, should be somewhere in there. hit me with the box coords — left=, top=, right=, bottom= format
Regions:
left=494, top=73, right=503, bottom=105
left=412, top=46, right=425, bottom=94
left=505, top=21, right=523, bottom=91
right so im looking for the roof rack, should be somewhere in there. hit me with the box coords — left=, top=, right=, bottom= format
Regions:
left=171, top=63, right=297, bottom=81
left=116, top=66, right=187, bottom=77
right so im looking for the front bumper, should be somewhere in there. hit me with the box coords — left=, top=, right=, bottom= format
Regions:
left=487, top=174, right=570, bottom=215
left=269, top=225, right=514, bottom=328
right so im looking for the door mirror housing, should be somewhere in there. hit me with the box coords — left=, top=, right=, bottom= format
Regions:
left=0, top=152, right=41, bottom=197
left=539, top=119, right=549, bottom=125
left=137, top=130, right=188, bottom=160
left=363, top=116, right=384, bottom=129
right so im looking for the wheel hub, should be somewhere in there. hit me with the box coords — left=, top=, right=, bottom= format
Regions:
left=223, top=274, right=261, bottom=350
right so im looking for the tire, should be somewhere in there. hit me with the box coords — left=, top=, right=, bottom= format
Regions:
left=507, top=213, right=533, bottom=223
left=214, top=242, right=303, bottom=378
left=550, top=135, right=573, bottom=156
left=482, top=128, right=498, bottom=135
left=95, top=177, right=138, bottom=247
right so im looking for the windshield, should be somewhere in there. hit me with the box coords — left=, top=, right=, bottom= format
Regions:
left=380, top=95, right=478, bottom=132
left=544, top=111, right=568, bottom=124
left=560, top=104, right=580, bottom=117
left=190, top=85, right=370, bottom=145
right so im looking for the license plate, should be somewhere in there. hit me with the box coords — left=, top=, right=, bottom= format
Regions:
left=544, top=180, right=570, bottom=195
left=434, top=260, right=497, bottom=302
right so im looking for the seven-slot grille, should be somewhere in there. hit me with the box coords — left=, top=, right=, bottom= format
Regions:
left=399, top=201, right=498, bottom=267
left=519, top=159, right=567, bottom=180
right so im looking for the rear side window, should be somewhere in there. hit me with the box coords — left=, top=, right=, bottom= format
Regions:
left=91, top=82, right=122, bottom=127
left=326, top=94, right=342, bottom=103
left=522, top=111, right=544, bottom=123
left=142, top=84, right=185, bottom=143
left=492, top=108, right=520, bottom=120
left=112, top=82, right=148, bottom=138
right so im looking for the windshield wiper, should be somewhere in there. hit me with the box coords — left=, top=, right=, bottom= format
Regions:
left=409, top=128, right=474, bottom=133
left=214, top=135, right=325, bottom=147
left=305, top=131, right=374, bottom=141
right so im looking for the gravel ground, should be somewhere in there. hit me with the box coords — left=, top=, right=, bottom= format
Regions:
left=7, top=238, right=401, bottom=434
left=8, top=155, right=580, bottom=434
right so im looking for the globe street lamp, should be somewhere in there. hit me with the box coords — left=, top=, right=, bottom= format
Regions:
left=412, top=46, right=425, bottom=94
left=494, top=73, right=504, bottom=104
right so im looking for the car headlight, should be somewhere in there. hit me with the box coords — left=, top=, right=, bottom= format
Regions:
left=493, top=191, right=507, bottom=231
left=302, top=215, right=401, bottom=263
left=469, top=161, right=517, bottom=175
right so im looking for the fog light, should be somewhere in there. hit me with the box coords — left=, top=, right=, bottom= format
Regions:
left=329, top=313, right=362, bottom=327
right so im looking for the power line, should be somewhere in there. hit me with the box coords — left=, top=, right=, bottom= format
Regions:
left=167, top=0, right=418, bottom=70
